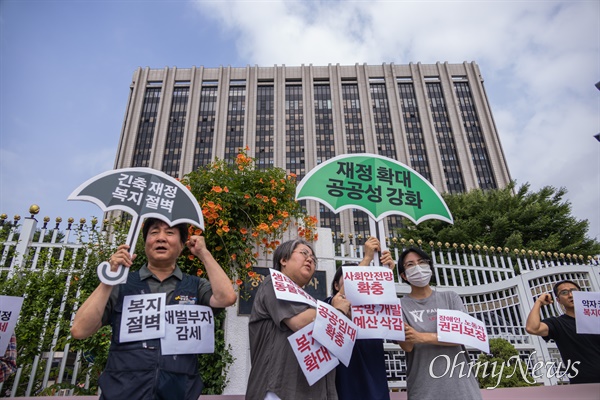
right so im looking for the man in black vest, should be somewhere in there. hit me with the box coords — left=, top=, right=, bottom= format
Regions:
left=71, top=218, right=237, bottom=399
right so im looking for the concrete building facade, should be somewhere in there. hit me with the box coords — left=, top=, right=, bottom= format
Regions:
left=114, top=62, right=511, bottom=238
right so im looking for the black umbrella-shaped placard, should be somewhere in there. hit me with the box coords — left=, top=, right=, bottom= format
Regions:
left=69, top=167, right=204, bottom=285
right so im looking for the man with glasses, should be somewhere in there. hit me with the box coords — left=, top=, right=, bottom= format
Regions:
left=526, top=280, right=600, bottom=384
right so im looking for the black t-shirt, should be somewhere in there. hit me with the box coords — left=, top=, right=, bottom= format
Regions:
left=543, top=314, right=600, bottom=384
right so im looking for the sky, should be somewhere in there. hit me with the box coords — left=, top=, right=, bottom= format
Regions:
left=1, top=0, right=599, bottom=243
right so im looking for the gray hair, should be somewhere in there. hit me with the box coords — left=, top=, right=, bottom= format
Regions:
left=272, top=239, right=316, bottom=271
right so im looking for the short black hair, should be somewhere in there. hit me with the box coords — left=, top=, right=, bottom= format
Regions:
left=142, top=218, right=188, bottom=245
left=397, top=247, right=435, bottom=284
left=553, top=280, right=581, bottom=296
left=331, top=262, right=359, bottom=295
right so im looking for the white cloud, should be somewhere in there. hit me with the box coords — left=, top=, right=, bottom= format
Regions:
left=192, top=0, right=600, bottom=240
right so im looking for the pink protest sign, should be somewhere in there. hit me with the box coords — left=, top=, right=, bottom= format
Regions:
left=573, top=291, right=600, bottom=334
left=270, top=268, right=317, bottom=307
left=353, top=301, right=405, bottom=340
left=288, top=323, right=339, bottom=386
left=437, top=309, right=489, bottom=353
left=312, top=301, right=358, bottom=367
left=342, top=266, right=397, bottom=306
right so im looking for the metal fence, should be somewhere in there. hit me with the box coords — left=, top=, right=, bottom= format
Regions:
left=1, top=214, right=599, bottom=396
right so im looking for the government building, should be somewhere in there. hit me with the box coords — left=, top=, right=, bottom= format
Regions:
left=114, top=62, right=512, bottom=238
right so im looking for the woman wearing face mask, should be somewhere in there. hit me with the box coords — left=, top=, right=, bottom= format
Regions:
left=397, top=247, right=482, bottom=400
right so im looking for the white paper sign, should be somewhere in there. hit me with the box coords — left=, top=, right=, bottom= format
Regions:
left=436, top=309, right=489, bottom=353
left=342, top=266, right=397, bottom=306
left=288, top=323, right=339, bottom=386
left=353, top=301, right=405, bottom=340
left=161, top=305, right=215, bottom=355
left=119, top=293, right=166, bottom=343
left=0, top=295, right=23, bottom=354
left=270, top=268, right=317, bottom=307
left=312, top=301, right=357, bottom=367
left=573, top=291, right=600, bottom=334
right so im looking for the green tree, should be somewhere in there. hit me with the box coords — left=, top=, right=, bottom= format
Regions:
left=395, top=182, right=600, bottom=257
left=474, top=338, right=536, bottom=388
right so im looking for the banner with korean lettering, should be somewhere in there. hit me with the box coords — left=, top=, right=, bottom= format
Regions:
left=312, top=301, right=358, bottom=367
left=288, top=323, right=339, bottom=386
left=436, top=309, right=489, bottom=353
left=342, top=266, right=397, bottom=306
left=573, top=291, right=600, bottom=334
left=270, top=268, right=317, bottom=307
left=161, top=305, right=215, bottom=354
left=119, top=293, right=166, bottom=343
left=296, top=153, right=452, bottom=224
left=0, top=295, right=23, bottom=354
left=69, top=167, right=204, bottom=285
left=353, top=301, right=405, bottom=340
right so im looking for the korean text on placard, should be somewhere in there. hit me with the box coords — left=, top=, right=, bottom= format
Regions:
left=317, top=306, right=357, bottom=347
left=326, top=161, right=423, bottom=208
left=438, top=314, right=486, bottom=342
left=112, top=173, right=178, bottom=213
left=352, top=304, right=403, bottom=331
left=125, top=296, right=163, bottom=334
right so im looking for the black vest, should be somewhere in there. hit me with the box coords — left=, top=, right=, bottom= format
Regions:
left=99, top=269, right=205, bottom=400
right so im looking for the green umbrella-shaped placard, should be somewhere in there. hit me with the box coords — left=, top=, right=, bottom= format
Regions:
left=296, top=154, right=453, bottom=225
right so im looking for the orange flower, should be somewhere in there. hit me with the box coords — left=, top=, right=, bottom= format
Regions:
left=268, top=214, right=274, bottom=220
left=222, top=226, right=230, bottom=233
left=244, top=194, right=250, bottom=199
left=271, top=197, right=277, bottom=204
left=215, top=246, right=223, bottom=251
left=231, top=253, right=237, bottom=261
left=212, top=186, right=223, bottom=193
left=240, top=228, right=248, bottom=235
left=245, top=262, right=252, bottom=268
left=188, top=254, right=195, bottom=260
left=197, top=270, right=204, bottom=276
left=236, top=279, right=243, bottom=286
left=251, top=231, right=259, bottom=237
left=281, top=211, right=289, bottom=218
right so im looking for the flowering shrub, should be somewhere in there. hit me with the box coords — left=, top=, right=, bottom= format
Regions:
left=180, top=147, right=318, bottom=288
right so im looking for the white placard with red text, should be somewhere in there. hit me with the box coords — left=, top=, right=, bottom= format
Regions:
left=342, top=266, right=397, bottom=305
left=312, top=301, right=358, bottom=367
left=573, top=291, right=600, bottom=334
left=288, top=323, right=339, bottom=386
left=120, top=293, right=166, bottom=342
left=353, top=300, right=405, bottom=340
left=270, top=269, right=317, bottom=307
left=436, top=309, right=489, bottom=353
left=161, top=305, right=215, bottom=355
left=0, top=295, right=23, bottom=354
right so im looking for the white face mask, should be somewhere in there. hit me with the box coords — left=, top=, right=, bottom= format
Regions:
left=405, top=264, right=432, bottom=287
